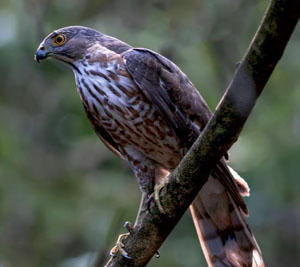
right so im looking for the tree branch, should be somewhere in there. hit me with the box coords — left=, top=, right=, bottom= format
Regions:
left=104, top=1, right=300, bottom=266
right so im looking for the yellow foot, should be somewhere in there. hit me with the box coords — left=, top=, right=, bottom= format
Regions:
left=154, top=183, right=166, bottom=214
left=147, top=183, right=166, bottom=214
left=110, top=233, right=132, bottom=260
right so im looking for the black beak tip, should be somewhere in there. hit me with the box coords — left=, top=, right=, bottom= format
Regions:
left=34, top=54, right=40, bottom=63
left=35, top=47, right=47, bottom=63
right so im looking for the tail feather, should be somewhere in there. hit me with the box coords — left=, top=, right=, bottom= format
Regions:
left=190, top=174, right=264, bottom=267
left=190, top=199, right=232, bottom=267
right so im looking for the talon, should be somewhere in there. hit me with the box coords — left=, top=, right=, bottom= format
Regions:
left=166, top=181, right=170, bottom=191
left=124, top=221, right=134, bottom=233
left=146, top=183, right=166, bottom=214
left=154, top=183, right=166, bottom=214
left=146, top=194, right=153, bottom=214
left=110, top=233, right=132, bottom=260
left=155, top=250, right=160, bottom=258
left=121, top=250, right=133, bottom=260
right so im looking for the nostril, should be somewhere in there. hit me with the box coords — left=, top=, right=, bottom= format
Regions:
left=40, top=46, right=45, bottom=50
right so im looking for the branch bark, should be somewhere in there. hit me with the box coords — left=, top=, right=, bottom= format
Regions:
left=104, top=1, right=300, bottom=266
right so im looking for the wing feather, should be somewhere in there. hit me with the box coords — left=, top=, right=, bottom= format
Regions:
left=123, top=48, right=211, bottom=148
left=122, top=48, right=247, bottom=212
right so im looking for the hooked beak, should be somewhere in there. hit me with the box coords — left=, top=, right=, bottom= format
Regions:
left=34, top=45, right=48, bottom=63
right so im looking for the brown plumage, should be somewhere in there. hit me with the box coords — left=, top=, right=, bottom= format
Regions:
left=35, top=26, right=264, bottom=266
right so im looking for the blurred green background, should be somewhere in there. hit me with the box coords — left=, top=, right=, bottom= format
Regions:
left=0, top=0, right=299, bottom=266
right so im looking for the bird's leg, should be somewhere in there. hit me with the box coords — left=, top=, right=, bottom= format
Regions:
left=135, top=193, right=148, bottom=225
left=146, top=167, right=171, bottom=214
left=126, top=150, right=168, bottom=214
left=109, top=194, right=148, bottom=260
left=110, top=221, right=134, bottom=260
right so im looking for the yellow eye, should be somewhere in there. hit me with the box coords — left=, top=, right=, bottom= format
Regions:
left=53, top=34, right=66, bottom=45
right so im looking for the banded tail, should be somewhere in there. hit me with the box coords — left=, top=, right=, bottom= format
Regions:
left=190, top=168, right=264, bottom=267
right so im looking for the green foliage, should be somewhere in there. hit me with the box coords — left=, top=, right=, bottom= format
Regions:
left=0, top=0, right=299, bottom=266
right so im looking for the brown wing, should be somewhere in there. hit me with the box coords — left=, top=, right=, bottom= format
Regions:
left=122, top=48, right=247, bottom=213
left=123, top=48, right=211, bottom=148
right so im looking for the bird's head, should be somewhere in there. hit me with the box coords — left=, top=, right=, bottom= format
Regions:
left=35, top=26, right=103, bottom=64
left=35, top=26, right=132, bottom=65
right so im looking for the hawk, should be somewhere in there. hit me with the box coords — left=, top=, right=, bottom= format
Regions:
left=35, top=26, right=264, bottom=267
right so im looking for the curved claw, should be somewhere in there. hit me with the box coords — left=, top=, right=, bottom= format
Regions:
left=110, top=233, right=132, bottom=260
left=120, top=250, right=133, bottom=260
left=124, top=221, right=134, bottom=233
left=146, top=183, right=167, bottom=214
left=155, top=250, right=160, bottom=258
left=146, top=195, right=153, bottom=214
left=166, top=181, right=170, bottom=191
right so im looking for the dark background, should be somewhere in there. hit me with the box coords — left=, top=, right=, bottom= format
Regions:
left=0, top=0, right=299, bottom=266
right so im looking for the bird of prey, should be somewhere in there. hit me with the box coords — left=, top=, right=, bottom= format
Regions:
left=35, top=26, right=264, bottom=267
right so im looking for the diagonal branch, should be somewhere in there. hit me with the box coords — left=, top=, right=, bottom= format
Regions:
left=104, top=0, right=300, bottom=266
